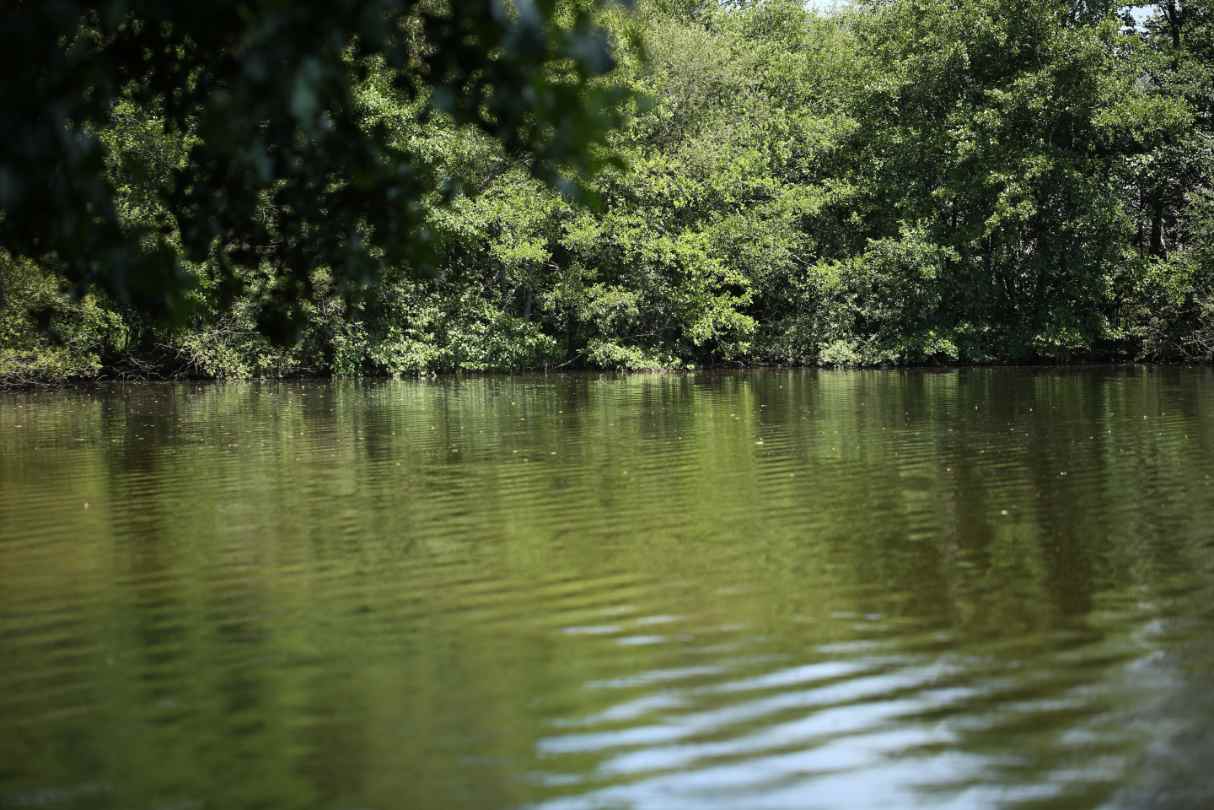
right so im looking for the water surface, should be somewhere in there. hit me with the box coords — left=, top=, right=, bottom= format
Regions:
left=3, top=368, right=1214, bottom=809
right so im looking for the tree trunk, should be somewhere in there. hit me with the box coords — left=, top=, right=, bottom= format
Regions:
left=1165, top=0, right=1183, bottom=49
left=1150, top=198, right=1166, bottom=258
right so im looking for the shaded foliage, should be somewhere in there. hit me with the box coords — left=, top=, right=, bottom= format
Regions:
left=0, top=0, right=631, bottom=325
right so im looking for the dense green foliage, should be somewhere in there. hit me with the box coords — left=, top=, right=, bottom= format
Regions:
left=3, top=0, right=1214, bottom=382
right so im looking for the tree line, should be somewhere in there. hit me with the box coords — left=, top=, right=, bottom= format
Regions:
left=2, top=0, right=1212, bottom=382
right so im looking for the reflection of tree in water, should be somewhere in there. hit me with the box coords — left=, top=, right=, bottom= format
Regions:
left=3, top=370, right=1214, bottom=807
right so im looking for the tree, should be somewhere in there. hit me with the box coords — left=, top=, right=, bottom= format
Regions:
left=845, top=0, right=1188, bottom=358
left=0, top=0, right=632, bottom=330
left=1121, top=0, right=1214, bottom=358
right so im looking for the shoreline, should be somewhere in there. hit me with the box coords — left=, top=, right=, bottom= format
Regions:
left=3, top=358, right=1209, bottom=391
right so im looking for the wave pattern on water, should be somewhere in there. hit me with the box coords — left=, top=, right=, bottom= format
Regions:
left=3, top=369, right=1214, bottom=809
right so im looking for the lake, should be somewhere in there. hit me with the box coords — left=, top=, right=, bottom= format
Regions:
left=2, top=368, right=1214, bottom=809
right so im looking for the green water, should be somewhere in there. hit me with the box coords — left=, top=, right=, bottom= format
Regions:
left=2, top=369, right=1214, bottom=810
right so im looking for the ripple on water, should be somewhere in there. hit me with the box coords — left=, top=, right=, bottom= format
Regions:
left=2, top=369, right=1214, bottom=809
